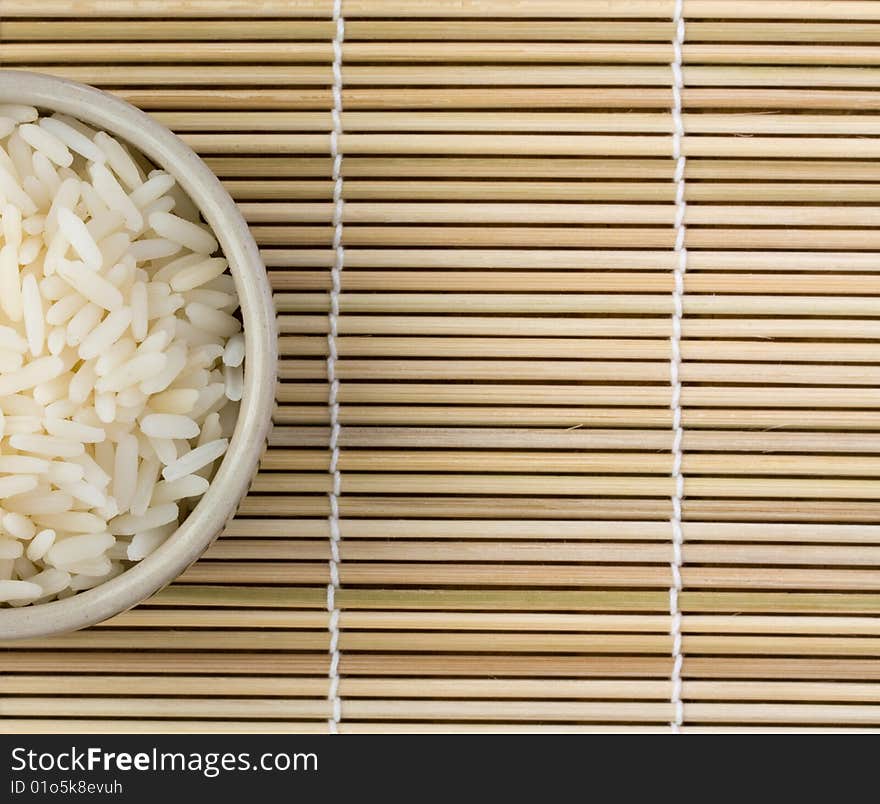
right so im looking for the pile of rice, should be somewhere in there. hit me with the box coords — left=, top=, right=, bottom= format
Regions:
left=0, top=105, right=242, bottom=606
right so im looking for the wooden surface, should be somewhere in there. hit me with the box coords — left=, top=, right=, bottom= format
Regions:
left=3, top=0, right=880, bottom=733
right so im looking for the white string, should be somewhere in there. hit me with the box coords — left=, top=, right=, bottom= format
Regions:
left=669, top=0, right=686, bottom=735
left=326, top=0, right=345, bottom=735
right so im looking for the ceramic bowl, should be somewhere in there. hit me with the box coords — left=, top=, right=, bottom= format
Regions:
left=0, top=70, right=277, bottom=640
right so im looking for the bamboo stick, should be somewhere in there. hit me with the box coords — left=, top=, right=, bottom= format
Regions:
left=18, top=42, right=880, bottom=66
left=684, top=45, right=880, bottom=65
left=210, top=159, right=331, bottom=178
left=276, top=406, right=880, bottom=430
left=280, top=359, right=880, bottom=386
left=0, top=0, right=330, bottom=17
left=253, top=226, right=677, bottom=249
left=278, top=383, right=880, bottom=410
left=232, top=494, right=880, bottom=524
left=0, top=20, right=669, bottom=41
left=0, top=42, right=333, bottom=63
left=252, top=472, right=880, bottom=500
left=236, top=180, right=880, bottom=204
left=208, top=158, right=880, bottom=183
left=6, top=676, right=687, bottom=700
left=154, top=585, right=880, bottom=616
left=3, top=722, right=876, bottom=735
left=3, top=42, right=673, bottom=64
left=0, top=20, right=335, bottom=40
left=276, top=293, right=880, bottom=316
left=179, top=559, right=880, bottom=589
left=121, top=88, right=673, bottom=110
left=243, top=202, right=880, bottom=227
left=11, top=629, right=880, bottom=656
left=315, top=426, right=880, bottom=454
left=5, top=698, right=880, bottom=725
left=279, top=315, right=880, bottom=340
left=181, top=132, right=880, bottom=159
left=0, top=675, right=330, bottom=698
left=203, top=539, right=880, bottom=567
left=104, top=610, right=328, bottom=629
left=233, top=495, right=674, bottom=519
left=25, top=64, right=880, bottom=89
left=347, top=700, right=880, bottom=725
left=272, top=426, right=880, bottom=454
left=14, top=65, right=339, bottom=85
left=270, top=269, right=880, bottom=296
left=273, top=266, right=880, bottom=293
left=109, top=87, right=880, bottom=111
left=279, top=406, right=880, bottom=430
left=156, top=111, right=880, bottom=135
left=346, top=1, right=880, bottom=20
left=10, top=1, right=880, bottom=22
left=243, top=496, right=880, bottom=525
left=223, top=518, right=880, bottom=545
left=693, top=501, right=880, bottom=524
left=6, top=21, right=880, bottom=44
left=8, top=651, right=880, bottom=680
left=0, top=631, right=672, bottom=653
left=0, top=698, right=332, bottom=720
left=275, top=405, right=669, bottom=428
left=3, top=676, right=690, bottom=701
left=96, top=609, right=880, bottom=637
left=260, top=450, right=880, bottom=479
left=256, top=227, right=880, bottom=250
left=683, top=704, right=880, bottom=726
left=2, top=721, right=876, bottom=735
left=279, top=336, right=880, bottom=362
left=108, top=610, right=675, bottom=631
left=685, top=618, right=880, bottom=636
left=0, top=721, right=329, bottom=735
left=352, top=725, right=878, bottom=733
left=683, top=88, right=880, bottom=109
left=122, top=89, right=334, bottom=110
left=270, top=250, right=880, bottom=272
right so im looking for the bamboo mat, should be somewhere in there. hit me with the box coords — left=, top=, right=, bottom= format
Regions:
left=3, top=0, right=880, bottom=734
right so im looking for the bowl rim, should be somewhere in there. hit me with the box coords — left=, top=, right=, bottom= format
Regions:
left=0, top=70, right=277, bottom=640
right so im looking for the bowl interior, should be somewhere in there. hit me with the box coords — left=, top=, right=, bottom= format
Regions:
left=0, top=70, right=277, bottom=640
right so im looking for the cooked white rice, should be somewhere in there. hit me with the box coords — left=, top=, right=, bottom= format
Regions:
left=0, top=108, right=242, bottom=606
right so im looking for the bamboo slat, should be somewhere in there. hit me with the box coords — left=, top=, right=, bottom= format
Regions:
left=17, top=43, right=880, bottom=66
left=4, top=0, right=880, bottom=736
left=7, top=1, right=880, bottom=21
left=4, top=21, right=880, bottom=45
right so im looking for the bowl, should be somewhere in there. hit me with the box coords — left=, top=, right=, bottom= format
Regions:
left=0, top=70, right=277, bottom=640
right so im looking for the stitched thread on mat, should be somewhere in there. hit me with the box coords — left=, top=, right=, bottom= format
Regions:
left=669, top=0, right=686, bottom=735
left=326, top=0, right=345, bottom=735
